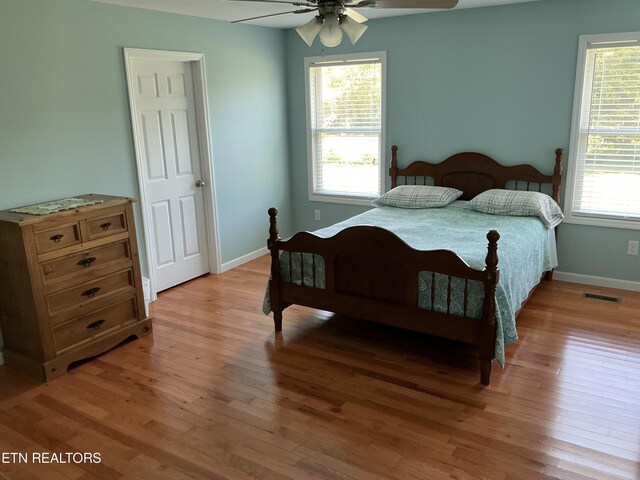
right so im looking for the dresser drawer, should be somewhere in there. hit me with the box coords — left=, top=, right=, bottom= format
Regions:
left=51, top=297, right=138, bottom=353
left=40, top=240, right=132, bottom=288
left=46, top=269, right=135, bottom=318
left=84, top=210, right=127, bottom=241
left=33, top=222, right=82, bottom=254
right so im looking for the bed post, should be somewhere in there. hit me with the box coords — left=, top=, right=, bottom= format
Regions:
left=546, top=148, right=564, bottom=281
left=390, top=145, right=399, bottom=189
left=552, top=148, right=564, bottom=205
left=268, top=208, right=283, bottom=332
left=481, top=230, right=500, bottom=386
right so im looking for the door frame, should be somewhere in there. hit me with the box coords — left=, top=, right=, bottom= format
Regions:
left=124, top=48, right=222, bottom=300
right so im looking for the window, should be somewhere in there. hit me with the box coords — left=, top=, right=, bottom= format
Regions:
left=305, top=52, right=386, bottom=205
left=566, top=33, right=640, bottom=229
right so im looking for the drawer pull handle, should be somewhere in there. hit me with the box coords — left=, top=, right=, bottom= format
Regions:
left=77, top=257, right=97, bottom=268
left=86, top=319, right=106, bottom=330
left=99, top=222, right=112, bottom=231
left=50, top=234, right=64, bottom=243
left=81, top=287, right=101, bottom=298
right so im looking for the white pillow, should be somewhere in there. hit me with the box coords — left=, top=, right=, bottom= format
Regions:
left=469, top=189, right=564, bottom=228
left=372, top=185, right=463, bottom=209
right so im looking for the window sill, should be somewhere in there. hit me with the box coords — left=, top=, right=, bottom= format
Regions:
left=564, top=214, right=640, bottom=230
left=309, top=193, right=377, bottom=207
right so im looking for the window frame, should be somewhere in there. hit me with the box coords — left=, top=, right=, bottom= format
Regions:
left=565, top=31, right=640, bottom=230
left=304, top=51, right=387, bottom=206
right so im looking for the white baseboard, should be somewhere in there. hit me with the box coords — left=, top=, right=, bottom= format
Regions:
left=220, top=247, right=268, bottom=273
left=554, top=271, right=640, bottom=292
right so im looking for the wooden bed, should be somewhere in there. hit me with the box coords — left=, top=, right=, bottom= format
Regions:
left=267, top=146, right=563, bottom=385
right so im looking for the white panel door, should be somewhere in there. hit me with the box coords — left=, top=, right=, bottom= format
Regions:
left=129, top=58, right=210, bottom=291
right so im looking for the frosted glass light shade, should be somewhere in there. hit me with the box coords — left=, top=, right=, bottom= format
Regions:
left=341, top=16, right=368, bottom=45
left=296, top=17, right=322, bottom=46
left=319, top=14, right=343, bottom=48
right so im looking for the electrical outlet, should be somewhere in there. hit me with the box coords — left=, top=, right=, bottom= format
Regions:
left=314, top=209, right=321, bottom=221
left=628, top=240, right=639, bottom=256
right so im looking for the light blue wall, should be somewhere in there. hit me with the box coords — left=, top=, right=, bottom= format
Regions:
left=0, top=0, right=291, bottom=351
left=284, top=0, right=640, bottom=282
left=1, top=0, right=639, bottom=359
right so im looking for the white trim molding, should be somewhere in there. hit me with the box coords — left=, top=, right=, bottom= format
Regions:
left=554, top=271, right=640, bottom=292
left=221, top=247, right=269, bottom=273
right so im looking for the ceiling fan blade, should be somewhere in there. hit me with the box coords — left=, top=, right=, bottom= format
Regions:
left=231, top=8, right=317, bottom=23
left=227, top=0, right=315, bottom=6
left=355, top=0, right=457, bottom=8
left=345, top=7, right=368, bottom=23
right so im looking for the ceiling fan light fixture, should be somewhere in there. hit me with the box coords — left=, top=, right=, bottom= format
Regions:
left=318, top=13, right=343, bottom=48
left=340, top=15, right=368, bottom=44
left=295, top=16, right=322, bottom=46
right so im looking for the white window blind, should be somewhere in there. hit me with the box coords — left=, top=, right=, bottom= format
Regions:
left=306, top=53, right=385, bottom=202
left=570, top=41, right=640, bottom=223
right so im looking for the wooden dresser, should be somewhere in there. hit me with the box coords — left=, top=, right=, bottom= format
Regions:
left=0, top=194, right=152, bottom=381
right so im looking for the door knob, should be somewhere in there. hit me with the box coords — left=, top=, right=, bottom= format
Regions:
left=195, top=179, right=206, bottom=188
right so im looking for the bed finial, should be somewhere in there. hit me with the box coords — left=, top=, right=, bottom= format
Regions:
left=390, top=145, right=399, bottom=189
left=554, top=148, right=564, bottom=175
left=485, top=230, right=500, bottom=275
left=552, top=148, right=564, bottom=204
left=268, top=207, right=280, bottom=249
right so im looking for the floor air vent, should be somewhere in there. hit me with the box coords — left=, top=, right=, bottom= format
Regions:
left=583, top=293, right=621, bottom=303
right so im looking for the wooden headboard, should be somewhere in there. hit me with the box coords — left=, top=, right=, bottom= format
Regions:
left=389, top=146, right=564, bottom=204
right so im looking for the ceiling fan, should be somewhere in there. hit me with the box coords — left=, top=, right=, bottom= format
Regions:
left=229, top=0, right=458, bottom=47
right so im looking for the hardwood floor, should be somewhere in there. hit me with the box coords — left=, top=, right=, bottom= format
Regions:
left=0, top=255, right=639, bottom=480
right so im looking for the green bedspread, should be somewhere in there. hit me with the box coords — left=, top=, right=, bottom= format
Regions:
left=263, top=202, right=557, bottom=366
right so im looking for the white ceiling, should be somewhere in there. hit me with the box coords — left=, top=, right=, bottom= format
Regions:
left=91, top=0, right=541, bottom=29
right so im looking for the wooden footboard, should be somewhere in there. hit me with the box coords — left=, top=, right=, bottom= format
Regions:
left=267, top=207, right=501, bottom=385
